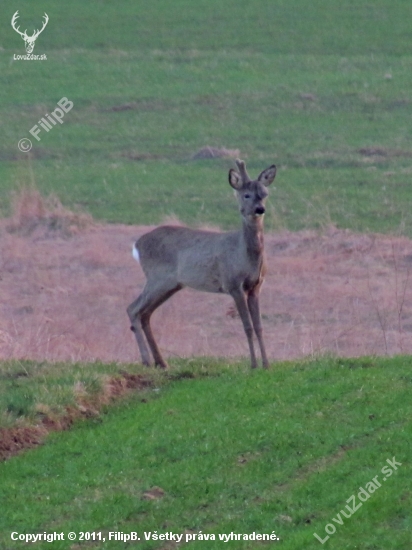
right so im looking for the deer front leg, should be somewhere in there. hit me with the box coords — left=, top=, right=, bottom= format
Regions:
left=247, top=289, right=269, bottom=369
left=230, top=287, right=258, bottom=369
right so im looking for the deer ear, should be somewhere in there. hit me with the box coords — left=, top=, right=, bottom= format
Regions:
left=258, top=165, right=277, bottom=187
left=228, top=169, right=242, bottom=190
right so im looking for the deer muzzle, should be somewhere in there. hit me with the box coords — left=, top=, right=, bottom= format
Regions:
left=255, top=206, right=265, bottom=216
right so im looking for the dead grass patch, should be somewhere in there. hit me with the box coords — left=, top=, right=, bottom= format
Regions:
left=7, top=186, right=93, bottom=237
left=1, top=218, right=412, bottom=364
left=142, top=486, right=166, bottom=500
left=191, top=146, right=240, bottom=160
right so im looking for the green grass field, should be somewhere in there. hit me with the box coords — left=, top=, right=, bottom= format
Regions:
left=2, top=0, right=412, bottom=233
left=2, top=1, right=412, bottom=548
left=0, top=357, right=411, bottom=549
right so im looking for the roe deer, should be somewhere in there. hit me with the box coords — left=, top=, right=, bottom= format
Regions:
left=127, top=159, right=276, bottom=369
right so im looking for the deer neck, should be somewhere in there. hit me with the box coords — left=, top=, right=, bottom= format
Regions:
left=241, top=217, right=265, bottom=260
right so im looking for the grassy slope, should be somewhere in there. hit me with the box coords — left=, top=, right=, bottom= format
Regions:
left=0, top=360, right=158, bottom=430
left=2, top=1, right=412, bottom=233
left=0, top=356, right=411, bottom=549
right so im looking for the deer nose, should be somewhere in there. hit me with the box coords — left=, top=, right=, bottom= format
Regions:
left=255, top=206, right=265, bottom=215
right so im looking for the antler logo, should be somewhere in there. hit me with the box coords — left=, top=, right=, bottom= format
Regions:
left=11, top=11, right=49, bottom=53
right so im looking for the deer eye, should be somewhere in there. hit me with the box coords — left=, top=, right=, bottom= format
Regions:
left=244, top=193, right=251, bottom=199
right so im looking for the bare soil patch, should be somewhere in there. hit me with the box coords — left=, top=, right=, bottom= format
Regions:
left=1, top=220, right=412, bottom=363
left=0, top=425, right=48, bottom=461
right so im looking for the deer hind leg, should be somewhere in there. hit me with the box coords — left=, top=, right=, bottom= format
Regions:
left=230, top=287, right=258, bottom=369
left=247, top=289, right=269, bottom=368
left=127, top=280, right=182, bottom=369
left=127, top=292, right=152, bottom=366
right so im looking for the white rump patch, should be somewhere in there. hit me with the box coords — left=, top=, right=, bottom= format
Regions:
left=132, top=243, right=140, bottom=263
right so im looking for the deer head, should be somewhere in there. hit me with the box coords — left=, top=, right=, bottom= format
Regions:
left=229, top=159, right=277, bottom=223
left=11, top=11, right=49, bottom=54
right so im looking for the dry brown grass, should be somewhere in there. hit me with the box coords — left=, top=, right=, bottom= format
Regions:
left=1, top=201, right=412, bottom=362
left=7, top=186, right=93, bottom=237
left=191, top=146, right=240, bottom=160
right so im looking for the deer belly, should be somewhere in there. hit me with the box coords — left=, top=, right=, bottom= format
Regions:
left=177, top=256, right=225, bottom=293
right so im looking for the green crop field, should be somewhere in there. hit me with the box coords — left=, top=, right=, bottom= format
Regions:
left=1, top=1, right=412, bottom=548
left=0, top=357, right=411, bottom=549
left=2, top=0, right=412, bottom=233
